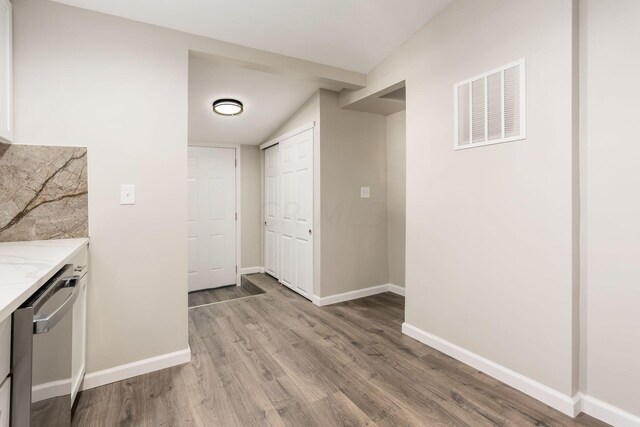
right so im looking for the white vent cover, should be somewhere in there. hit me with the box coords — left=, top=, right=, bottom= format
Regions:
left=454, top=59, right=526, bottom=150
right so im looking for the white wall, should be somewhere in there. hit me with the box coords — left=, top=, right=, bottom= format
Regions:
left=319, top=90, right=388, bottom=297
left=12, top=0, right=360, bottom=378
left=581, top=0, right=640, bottom=418
left=13, top=0, right=190, bottom=373
left=386, top=110, right=406, bottom=288
left=344, top=0, right=579, bottom=398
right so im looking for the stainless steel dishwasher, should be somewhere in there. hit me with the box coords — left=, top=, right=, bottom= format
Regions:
left=11, top=264, right=80, bottom=427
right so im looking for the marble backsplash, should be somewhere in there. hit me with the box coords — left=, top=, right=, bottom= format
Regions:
left=0, top=143, right=88, bottom=242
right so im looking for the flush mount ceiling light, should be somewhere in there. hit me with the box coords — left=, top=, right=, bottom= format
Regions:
left=212, top=98, right=243, bottom=116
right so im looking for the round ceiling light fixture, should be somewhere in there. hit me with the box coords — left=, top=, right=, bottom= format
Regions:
left=212, top=98, right=243, bottom=116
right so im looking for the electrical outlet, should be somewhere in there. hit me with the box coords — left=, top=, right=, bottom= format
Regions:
left=360, top=186, right=371, bottom=199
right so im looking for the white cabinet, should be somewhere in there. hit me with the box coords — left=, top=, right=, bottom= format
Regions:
left=70, top=245, right=88, bottom=404
left=0, top=0, right=11, bottom=143
left=0, top=317, right=9, bottom=427
left=0, top=317, right=9, bottom=381
left=71, top=274, right=87, bottom=403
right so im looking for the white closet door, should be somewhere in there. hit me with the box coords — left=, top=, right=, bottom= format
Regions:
left=188, top=147, right=237, bottom=291
left=264, top=144, right=279, bottom=277
left=278, top=129, right=313, bottom=297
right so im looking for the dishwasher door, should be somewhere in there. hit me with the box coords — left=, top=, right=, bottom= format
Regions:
left=12, top=264, right=80, bottom=427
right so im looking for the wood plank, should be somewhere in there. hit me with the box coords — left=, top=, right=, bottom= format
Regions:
left=73, top=273, right=608, bottom=427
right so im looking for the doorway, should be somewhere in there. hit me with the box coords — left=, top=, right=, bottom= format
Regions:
left=187, top=146, right=237, bottom=292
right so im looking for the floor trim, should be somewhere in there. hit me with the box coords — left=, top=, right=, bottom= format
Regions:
left=32, top=378, right=71, bottom=403
left=81, top=347, right=191, bottom=391
left=314, top=283, right=405, bottom=306
left=240, top=266, right=265, bottom=275
left=188, top=292, right=266, bottom=310
left=387, top=283, right=405, bottom=296
left=579, top=394, right=640, bottom=427
left=402, top=322, right=579, bottom=417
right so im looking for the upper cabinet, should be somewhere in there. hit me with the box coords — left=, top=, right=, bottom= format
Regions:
left=0, top=0, right=11, bottom=143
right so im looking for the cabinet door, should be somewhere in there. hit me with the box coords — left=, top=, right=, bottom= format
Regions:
left=0, top=0, right=11, bottom=142
left=71, top=274, right=88, bottom=404
left=0, top=317, right=9, bottom=381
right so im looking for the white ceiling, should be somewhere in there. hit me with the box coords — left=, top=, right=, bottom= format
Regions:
left=188, top=55, right=322, bottom=145
left=51, top=0, right=452, bottom=73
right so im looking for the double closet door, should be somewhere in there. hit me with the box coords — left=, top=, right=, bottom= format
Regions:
left=264, top=128, right=313, bottom=299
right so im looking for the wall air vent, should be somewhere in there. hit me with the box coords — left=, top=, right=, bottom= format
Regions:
left=454, top=59, right=526, bottom=150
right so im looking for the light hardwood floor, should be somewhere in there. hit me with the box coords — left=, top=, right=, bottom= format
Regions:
left=72, top=274, right=607, bottom=426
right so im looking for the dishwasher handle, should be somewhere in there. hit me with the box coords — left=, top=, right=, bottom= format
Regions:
left=32, top=267, right=81, bottom=334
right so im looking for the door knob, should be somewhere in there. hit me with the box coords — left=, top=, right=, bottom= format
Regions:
left=308, top=229, right=312, bottom=235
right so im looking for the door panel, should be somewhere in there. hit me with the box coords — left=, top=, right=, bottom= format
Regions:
left=188, top=147, right=236, bottom=291
left=278, top=129, right=314, bottom=297
left=264, top=145, right=279, bottom=277
left=209, top=234, right=225, bottom=270
left=187, top=237, right=197, bottom=274
left=295, top=237, right=309, bottom=294
left=296, top=169, right=311, bottom=222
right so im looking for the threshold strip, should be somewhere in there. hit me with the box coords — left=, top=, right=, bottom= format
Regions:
left=188, top=292, right=266, bottom=310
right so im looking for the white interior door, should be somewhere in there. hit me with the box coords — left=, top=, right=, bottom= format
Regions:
left=278, top=129, right=314, bottom=297
left=188, top=146, right=236, bottom=291
left=264, top=144, right=279, bottom=277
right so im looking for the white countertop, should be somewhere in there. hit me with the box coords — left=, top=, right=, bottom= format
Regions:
left=0, top=238, right=89, bottom=323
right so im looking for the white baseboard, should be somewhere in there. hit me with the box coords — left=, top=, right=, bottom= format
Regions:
left=81, top=347, right=191, bottom=391
left=387, top=283, right=406, bottom=296
left=579, top=394, right=640, bottom=427
left=314, top=283, right=405, bottom=307
left=32, top=378, right=71, bottom=403
left=402, top=322, right=579, bottom=417
left=239, top=266, right=264, bottom=275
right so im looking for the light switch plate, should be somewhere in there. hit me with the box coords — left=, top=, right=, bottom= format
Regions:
left=120, top=184, right=135, bottom=205
left=360, top=186, right=371, bottom=199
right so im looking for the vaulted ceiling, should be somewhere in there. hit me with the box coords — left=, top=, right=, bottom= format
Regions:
left=51, top=0, right=452, bottom=73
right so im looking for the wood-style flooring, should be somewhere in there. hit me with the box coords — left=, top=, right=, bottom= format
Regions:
left=187, top=275, right=265, bottom=308
left=72, top=274, right=607, bottom=426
